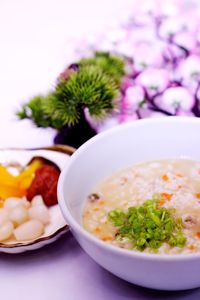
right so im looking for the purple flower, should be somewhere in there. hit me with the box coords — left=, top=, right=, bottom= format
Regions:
left=177, top=55, right=200, bottom=83
left=82, top=0, right=200, bottom=131
left=119, top=113, right=139, bottom=124
left=158, top=16, right=186, bottom=40
left=136, top=68, right=170, bottom=96
left=121, top=77, right=134, bottom=92
left=156, top=86, right=194, bottom=114
left=123, top=85, right=145, bottom=112
left=132, top=41, right=164, bottom=70
left=173, top=32, right=197, bottom=52
left=139, top=108, right=167, bottom=119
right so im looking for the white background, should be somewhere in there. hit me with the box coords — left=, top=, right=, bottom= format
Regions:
left=0, top=0, right=133, bottom=147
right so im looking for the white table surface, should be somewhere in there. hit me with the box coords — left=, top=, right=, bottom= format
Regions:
left=1, top=1, right=200, bottom=299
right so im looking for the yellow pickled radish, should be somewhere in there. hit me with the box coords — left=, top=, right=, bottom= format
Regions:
left=0, top=184, right=26, bottom=199
left=0, top=165, right=17, bottom=184
left=17, top=159, right=44, bottom=189
left=0, top=200, right=4, bottom=208
left=0, top=159, right=43, bottom=200
left=17, top=158, right=43, bottom=180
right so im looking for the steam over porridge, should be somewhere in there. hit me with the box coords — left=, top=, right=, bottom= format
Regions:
left=83, top=159, right=200, bottom=254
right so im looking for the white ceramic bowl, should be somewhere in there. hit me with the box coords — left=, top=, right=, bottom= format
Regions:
left=58, top=117, right=200, bottom=291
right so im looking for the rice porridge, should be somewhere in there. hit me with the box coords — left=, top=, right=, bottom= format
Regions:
left=83, top=159, right=200, bottom=254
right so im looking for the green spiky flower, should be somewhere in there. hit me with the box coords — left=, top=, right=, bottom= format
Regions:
left=16, top=95, right=52, bottom=128
left=80, top=52, right=125, bottom=85
left=43, top=65, right=118, bottom=126
left=16, top=52, right=124, bottom=128
left=16, top=95, right=64, bottom=129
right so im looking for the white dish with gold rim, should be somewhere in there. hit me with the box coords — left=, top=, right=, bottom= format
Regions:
left=0, top=145, right=74, bottom=253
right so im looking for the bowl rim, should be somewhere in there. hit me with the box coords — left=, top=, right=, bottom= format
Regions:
left=58, top=116, right=200, bottom=261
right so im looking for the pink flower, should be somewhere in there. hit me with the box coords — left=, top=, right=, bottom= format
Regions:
left=177, top=55, right=200, bottom=82
left=119, top=113, right=139, bottom=124
left=159, top=17, right=185, bottom=39
left=173, top=32, right=197, bottom=51
left=176, top=111, right=195, bottom=117
left=139, top=108, right=167, bottom=119
left=123, top=86, right=145, bottom=111
left=121, top=77, right=134, bottom=92
left=156, top=87, right=194, bottom=114
left=132, top=41, right=164, bottom=70
left=136, top=68, right=170, bottom=96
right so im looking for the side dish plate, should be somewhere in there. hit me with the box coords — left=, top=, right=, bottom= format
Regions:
left=0, top=145, right=75, bottom=253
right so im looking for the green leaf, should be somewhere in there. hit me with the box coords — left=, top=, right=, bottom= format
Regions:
left=17, top=52, right=122, bottom=128
left=43, top=65, right=118, bottom=125
left=16, top=95, right=54, bottom=128
left=79, top=51, right=125, bottom=85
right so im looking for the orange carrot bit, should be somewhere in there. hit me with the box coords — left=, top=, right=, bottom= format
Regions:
left=195, top=193, right=200, bottom=199
left=160, top=192, right=173, bottom=201
left=187, top=245, right=196, bottom=251
left=101, top=236, right=113, bottom=241
left=176, top=173, right=183, bottom=177
left=94, top=227, right=102, bottom=233
left=159, top=193, right=173, bottom=206
left=159, top=199, right=166, bottom=206
left=196, top=232, right=200, bottom=238
left=162, top=174, right=169, bottom=181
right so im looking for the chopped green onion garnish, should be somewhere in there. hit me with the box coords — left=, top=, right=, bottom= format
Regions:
left=108, top=198, right=186, bottom=251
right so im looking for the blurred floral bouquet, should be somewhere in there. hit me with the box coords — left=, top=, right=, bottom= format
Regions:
left=17, top=0, right=200, bottom=147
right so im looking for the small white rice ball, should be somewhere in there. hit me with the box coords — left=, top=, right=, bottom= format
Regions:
left=0, top=221, right=14, bottom=242
left=29, top=205, right=50, bottom=225
left=14, top=220, right=44, bottom=241
left=9, top=206, right=29, bottom=227
left=31, top=195, right=45, bottom=206
left=4, top=197, right=26, bottom=210
left=0, top=209, right=9, bottom=226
